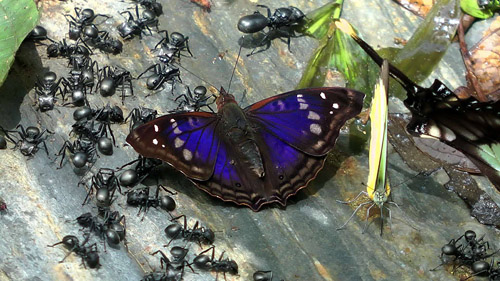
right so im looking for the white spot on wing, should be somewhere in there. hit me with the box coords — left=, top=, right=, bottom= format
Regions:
left=320, top=92, right=326, bottom=99
left=297, top=98, right=306, bottom=103
left=307, top=111, right=320, bottom=120
left=153, top=139, right=158, bottom=145
left=299, top=103, right=308, bottom=110
left=173, top=127, right=182, bottom=134
left=154, top=124, right=159, bottom=132
left=310, top=124, right=322, bottom=135
left=170, top=118, right=175, bottom=123
left=174, top=137, right=185, bottom=148
left=297, top=94, right=303, bottom=98
left=183, top=149, right=193, bottom=161
left=332, top=103, right=339, bottom=109
left=329, top=111, right=334, bottom=115
left=161, top=144, right=165, bottom=148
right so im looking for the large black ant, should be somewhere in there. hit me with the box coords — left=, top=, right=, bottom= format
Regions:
left=0, top=125, right=52, bottom=157
left=172, top=85, right=214, bottom=113
left=62, top=58, right=98, bottom=106
left=76, top=210, right=127, bottom=248
left=47, top=39, right=92, bottom=59
left=124, top=107, right=158, bottom=133
left=34, top=71, right=64, bottom=111
left=154, top=30, right=192, bottom=65
left=133, top=0, right=163, bottom=16
left=117, top=5, right=158, bottom=39
left=150, top=246, right=194, bottom=280
left=237, top=5, right=305, bottom=55
left=48, top=234, right=100, bottom=269
left=192, top=246, right=238, bottom=280
left=80, top=25, right=123, bottom=55
left=126, top=185, right=176, bottom=217
left=81, top=168, right=122, bottom=208
left=65, top=7, right=110, bottom=40
left=164, top=215, right=215, bottom=246
left=117, top=155, right=162, bottom=187
left=27, top=25, right=51, bottom=42
left=56, top=137, right=97, bottom=169
left=96, top=66, right=133, bottom=102
left=432, top=230, right=498, bottom=272
left=137, top=64, right=181, bottom=93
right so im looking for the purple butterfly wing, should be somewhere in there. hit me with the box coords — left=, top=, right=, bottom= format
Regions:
left=192, top=128, right=326, bottom=211
left=245, top=87, right=364, bottom=156
left=193, top=88, right=364, bottom=211
left=126, top=112, right=220, bottom=180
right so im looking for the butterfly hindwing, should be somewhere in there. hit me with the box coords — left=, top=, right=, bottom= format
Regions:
left=193, top=126, right=326, bottom=211
left=245, top=87, right=364, bottom=156
left=126, top=111, right=220, bottom=180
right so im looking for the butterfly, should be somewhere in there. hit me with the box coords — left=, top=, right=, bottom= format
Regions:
left=126, top=87, right=364, bottom=211
left=336, top=19, right=500, bottom=190
left=337, top=60, right=398, bottom=235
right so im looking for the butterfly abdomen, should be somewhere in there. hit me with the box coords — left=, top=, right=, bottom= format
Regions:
left=220, top=103, right=265, bottom=178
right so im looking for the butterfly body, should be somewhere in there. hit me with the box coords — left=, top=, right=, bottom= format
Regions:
left=127, top=87, right=364, bottom=211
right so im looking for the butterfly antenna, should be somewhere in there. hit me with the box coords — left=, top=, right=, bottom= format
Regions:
left=172, top=62, right=218, bottom=92
left=227, top=45, right=243, bottom=94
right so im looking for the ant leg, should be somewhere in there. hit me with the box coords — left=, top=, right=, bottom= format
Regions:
left=257, top=4, right=272, bottom=18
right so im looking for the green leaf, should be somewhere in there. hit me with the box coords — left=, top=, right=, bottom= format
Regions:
left=477, top=143, right=500, bottom=172
left=297, top=1, right=343, bottom=40
left=0, top=0, right=39, bottom=87
left=460, top=0, right=499, bottom=19
left=379, top=0, right=462, bottom=99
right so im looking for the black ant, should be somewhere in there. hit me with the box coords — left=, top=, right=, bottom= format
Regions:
left=137, top=63, right=181, bottom=93
left=56, top=137, right=97, bottom=169
left=48, top=234, right=100, bottom=269
left=62, top=58, right=98, bottom=106
left=164, top=215, right=215, bottom=246
left=27, top=25, right=51, bottom=42
left=117, top=155, right=162, bottom=187
left=81, top=168, right=122, bottom=208
left=150, top=246, right=194, bottom=280
left=470, top=259, right=500, bottom=280
left=192, top=246, right=238, bottom=280
left=253, top=271, right=279, bottom=281
left=47, top=39, right=92, bottom=59
left=80, top=25, right=123, bottom=55
left=237, top=5, right=305, bottom=55
left=126, top=185, right=176, bottom=217
left=34, top=71, right=64, bottom=111
left=118, top=5, right=158, bottom=39
left=0, top=125, right=52, bottom=157
left=124, top=107, right=158, bottom=133
left=76, top=210, right=127, bottom=249
left=172, top=85, right=214, bottom=112
left=133, top=0, right=163, bottom=16
left=96, top=66, right=133, bottom=102
left=154, top=30, right=192, bottom=65
left=65, top=7, right=110, bottom=40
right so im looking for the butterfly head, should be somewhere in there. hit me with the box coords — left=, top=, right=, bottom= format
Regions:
left=215, top=87, right=237, bottom=110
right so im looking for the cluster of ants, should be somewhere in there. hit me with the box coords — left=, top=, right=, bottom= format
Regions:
left=0, top=1, right=309, bottom=280
left=433, top=230, right=499, bottom=280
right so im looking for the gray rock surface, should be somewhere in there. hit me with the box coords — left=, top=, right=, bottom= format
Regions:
left=0, top=0, right=498, bottom=280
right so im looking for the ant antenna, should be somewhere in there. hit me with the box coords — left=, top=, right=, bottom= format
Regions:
left=227, top=45, right=243, bottom=94
left=172, top=62, right=218, bottom=92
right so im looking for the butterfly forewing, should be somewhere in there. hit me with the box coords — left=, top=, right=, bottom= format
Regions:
left=126, top=111, right=220, bottom=180
left=245, top=87, right=364, bottom=156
